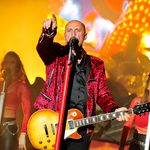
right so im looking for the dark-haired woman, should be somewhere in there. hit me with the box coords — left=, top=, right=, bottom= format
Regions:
left=0, top=51, right=31, bottom=150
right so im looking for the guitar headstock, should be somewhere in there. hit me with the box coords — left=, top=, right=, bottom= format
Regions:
left=133, top=102, right=150, bottom=115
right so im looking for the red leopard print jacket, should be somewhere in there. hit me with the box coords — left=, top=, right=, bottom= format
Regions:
left=34, top=34, right=118, bottom=129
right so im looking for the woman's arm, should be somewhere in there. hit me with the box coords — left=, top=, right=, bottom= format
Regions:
left=18, top=83, right=31, bottom=149
left=119, top=97, right=141, bottom=149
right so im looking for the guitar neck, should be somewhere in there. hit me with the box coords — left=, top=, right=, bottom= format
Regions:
left=73, top=109, right=133, bottom=128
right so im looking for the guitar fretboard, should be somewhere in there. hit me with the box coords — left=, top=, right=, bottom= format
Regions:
left=73, top=109, right=133, bottom=128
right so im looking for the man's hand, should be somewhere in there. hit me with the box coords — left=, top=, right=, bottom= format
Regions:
left=43, top=14, right=57, bottom=30
left=115, top=107, right=130, bottom=121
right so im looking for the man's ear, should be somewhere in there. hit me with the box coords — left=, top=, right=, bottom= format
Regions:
left=84, top=33, right=87, bottom=40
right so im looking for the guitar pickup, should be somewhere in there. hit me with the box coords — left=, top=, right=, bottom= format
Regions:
left=50, top=124, right=56, bottom=135
left=44, top=124, right=49, bottom=137
left=68, top=120, right=75, bottom=129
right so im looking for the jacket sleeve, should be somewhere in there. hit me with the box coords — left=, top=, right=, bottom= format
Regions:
left=36, top=28, right=61, bottom=65
left=96, top=62, right=119, bottom=113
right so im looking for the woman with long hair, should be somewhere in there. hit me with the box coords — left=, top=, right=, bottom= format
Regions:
left=119, top=73, right=150, bottom=150
left=0, top=51, right=31, bottom=150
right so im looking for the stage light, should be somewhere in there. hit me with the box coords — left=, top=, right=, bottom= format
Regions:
left=142, top=33, right=150, bottom=49
left=100, top=0, right=150, bottom=56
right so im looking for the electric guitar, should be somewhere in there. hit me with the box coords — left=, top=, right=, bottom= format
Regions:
left=27, top=102, right=150, bottom=150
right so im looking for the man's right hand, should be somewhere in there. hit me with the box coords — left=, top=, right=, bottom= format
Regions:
left=43, top=14, right=57, bottom=31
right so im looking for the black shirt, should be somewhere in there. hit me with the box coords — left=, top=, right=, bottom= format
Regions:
left=69, top=58, right=88, bottom=117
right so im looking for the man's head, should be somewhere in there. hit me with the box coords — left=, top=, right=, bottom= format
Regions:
left=64, top=20, right=87, bottom=46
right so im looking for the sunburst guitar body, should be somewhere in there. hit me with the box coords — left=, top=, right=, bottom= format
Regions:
left=27, top=108, right=83, bottom=150
left=27, top=102, right=150, bottom=150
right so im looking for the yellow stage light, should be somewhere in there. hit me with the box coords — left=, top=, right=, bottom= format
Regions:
left=142, top=33, right=150, bottom=48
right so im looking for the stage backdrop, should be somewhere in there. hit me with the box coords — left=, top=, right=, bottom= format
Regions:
left=0, top=1, right=150, bottom=149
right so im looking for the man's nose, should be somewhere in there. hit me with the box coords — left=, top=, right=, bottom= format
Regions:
left=72, top=30, right=77, bottom=37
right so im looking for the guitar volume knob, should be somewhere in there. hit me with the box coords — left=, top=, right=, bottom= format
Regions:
left=44, top=146, right=47, bottom=149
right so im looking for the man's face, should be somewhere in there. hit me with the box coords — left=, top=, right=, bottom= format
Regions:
left=64, top=20, right=87, bottom=46
left=3, top=56, right=18, bottom=79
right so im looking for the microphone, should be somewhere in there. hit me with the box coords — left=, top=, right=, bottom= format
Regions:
left=69, top=36, right=83, bottom=59
left=69, top=36, right=79, bottom=49
left=3, top=68, right=10, bottom=80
